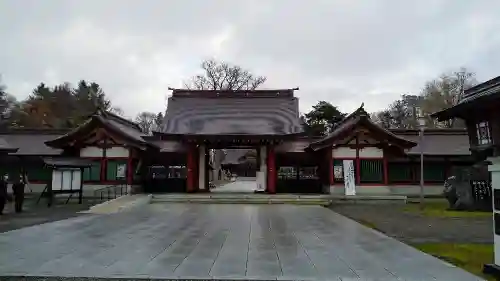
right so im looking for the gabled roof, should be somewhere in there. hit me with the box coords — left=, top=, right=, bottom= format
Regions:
left=392, top=129, right=470, bottom=156
left=432, top=76, right=500, bottom=120
left=158, top=89, right=304, bottom=136
left=308, top=104, right=417, bottom=151
left=0, top=129, right=67, bottom=155
left=45, top=109, right=150, bottom=150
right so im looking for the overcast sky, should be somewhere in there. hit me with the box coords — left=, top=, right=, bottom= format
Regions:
left=1, top=0, right=499, bottom=118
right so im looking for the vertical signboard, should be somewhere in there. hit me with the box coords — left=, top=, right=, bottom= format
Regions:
left=343, top=160, right=356, bottom=196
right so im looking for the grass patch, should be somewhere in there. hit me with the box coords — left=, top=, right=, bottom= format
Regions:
left=404, top=199, right=491, bottom=218
left=413, top=243, right=494, bottom=280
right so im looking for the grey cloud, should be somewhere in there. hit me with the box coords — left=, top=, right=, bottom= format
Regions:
left=1, top=0, right=500, bottom=118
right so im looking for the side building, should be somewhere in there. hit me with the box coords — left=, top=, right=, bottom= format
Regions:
left=0, top=88, right=473, bottom=196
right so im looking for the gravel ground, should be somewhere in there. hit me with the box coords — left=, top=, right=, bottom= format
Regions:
left=0, top=194, right=94, bottom=233
left=329, top=203, right=493, bottom=244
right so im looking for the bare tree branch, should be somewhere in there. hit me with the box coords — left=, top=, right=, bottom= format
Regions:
left=185, top=59, right=266, bottom=90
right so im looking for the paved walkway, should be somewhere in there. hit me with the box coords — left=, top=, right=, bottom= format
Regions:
left=211, top=178, right=257, bottom=193
left=0, top=204, right=481, bottom=280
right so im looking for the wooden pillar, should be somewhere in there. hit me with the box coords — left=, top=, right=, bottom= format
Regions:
left=355, top=134, right=361, bottom=185
left=187, top=145, right=196, bottom=192
left=100, top=145, right=107, bottom=183
left=383, top=153, right=389, bottom=185
left=328, top=149, right=334, bottom=186
left=267, top=145, right=276, bottom=194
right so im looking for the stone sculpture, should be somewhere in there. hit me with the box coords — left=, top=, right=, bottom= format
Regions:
left=443, top=175, right=474, bottom=210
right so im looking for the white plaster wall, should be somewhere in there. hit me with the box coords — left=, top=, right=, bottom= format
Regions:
left=332, top=147, right=383, bottom=158
left=106, top=147, right=129, bottom=157
left=359, top=147, right=383, bottom=158
left=332, top=147, right=356, bottom=158
left=198, top=145, right=206, bottom=190
left=80, top=146, right=103, bottom=157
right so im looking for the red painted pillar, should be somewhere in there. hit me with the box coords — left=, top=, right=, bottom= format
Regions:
left=383, top=155, right=389, bottom=185
left=327, top=149, right=334, bottom=186
left=187, top=145, right=196, bottom=192
left=267, top=145, right=276, bottom=194
left=355, top=136, right=361, bottom=185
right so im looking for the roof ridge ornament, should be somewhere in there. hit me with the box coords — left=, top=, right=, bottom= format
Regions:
left=356, top=102, right=368, bottom=116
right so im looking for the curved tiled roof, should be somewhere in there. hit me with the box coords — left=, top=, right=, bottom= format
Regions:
left=159, top=89, right=303, bottom=135
left=0, top=130, right=66, bottom=155
left=45, top=110, right=150, bottom=149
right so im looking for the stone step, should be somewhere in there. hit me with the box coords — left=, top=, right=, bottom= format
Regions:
left=152, top=193, right=331, bottom=199
left=150, top=193, right=406, bottom=205
left=151, top=195, right=331, bottom=205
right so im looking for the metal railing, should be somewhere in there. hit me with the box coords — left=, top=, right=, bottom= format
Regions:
left=93, top=184, right=128, bottom=204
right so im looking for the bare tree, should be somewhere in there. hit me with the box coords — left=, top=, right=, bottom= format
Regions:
left=135, top=111, right=157, bottom=134
left=421, top=67, right=476, bottom=128
left=184, top=59, right=266, bottom=90
left=372, top=95, right=422, bottom=129
left=109, top=107, right=124, bottom=116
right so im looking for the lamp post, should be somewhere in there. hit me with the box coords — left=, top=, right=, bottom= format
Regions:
left=418, top=116, right=426, bottom=209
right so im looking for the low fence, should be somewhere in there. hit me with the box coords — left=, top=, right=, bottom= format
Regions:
left=93, top=184, right=128, bottom=204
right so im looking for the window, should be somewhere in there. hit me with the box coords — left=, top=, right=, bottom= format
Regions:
left=421, top=164, right=446, bottom=182
left=26, top=167, right=52, bottom=182
left=360, top=159, right=383, bottom=183
left=333, top=159, right=344, bottom=181
left=299, top=166, right=318, bottom=180
left=167, top=165, right=187, bottom=179
left=82, top=161, right=101, bottom=181
left=476, top=121, right=492, bottom=145
left=333, top=159, right=357, bottom=183
left=388, top=163, right=412, bottom=183
left=106, top=160, right=128, bottom=181
left=278, top=166, right=296, bottom=179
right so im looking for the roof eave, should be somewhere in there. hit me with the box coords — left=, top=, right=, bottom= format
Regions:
left=45, top=116, right=149, bottom=150
left=3, top=148, right=19, bottom=154
left=307, top=116, right=417, bottom=151
left=44, top=118, right=100, bottom=148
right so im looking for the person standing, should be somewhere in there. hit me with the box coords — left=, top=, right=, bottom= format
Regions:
left=12, top=171, right=26, bottom=213
left=0, top=174, right=8, bottom=215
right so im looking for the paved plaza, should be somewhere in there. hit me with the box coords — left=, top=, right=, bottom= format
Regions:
left=212, top=178, right=258, bottom=193
left=0, top=203, right=482, bottom=280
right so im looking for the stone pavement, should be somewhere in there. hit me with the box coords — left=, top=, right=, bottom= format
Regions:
left=0, top=204, right=482, bottom=280
left=211, top=178, right=257, bottom=193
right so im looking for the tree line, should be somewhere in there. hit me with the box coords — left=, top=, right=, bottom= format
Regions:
left=0, top=79, right=122, bottom=129
left=301, top=67, right=476, bottom=136
left=0, top=60, right=474, bottom=135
